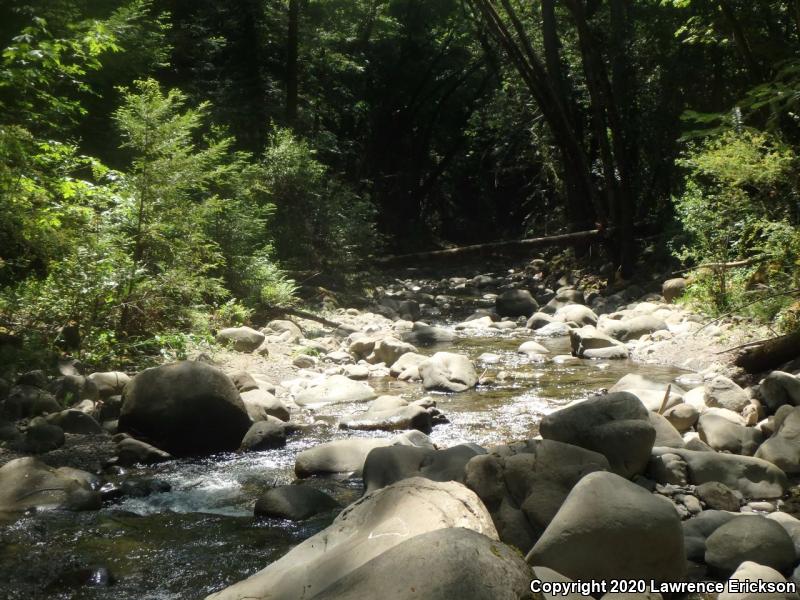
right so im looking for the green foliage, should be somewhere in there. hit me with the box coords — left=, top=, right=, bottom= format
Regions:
left=264, top=127, right=379, bottom=271
left=673, top=128, right=800, bottom=326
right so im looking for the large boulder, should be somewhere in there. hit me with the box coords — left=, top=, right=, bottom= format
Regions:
left=539, top=392, right=655, bottom=478
left=240, top=418, right=287, bottom=451
left=756, top=405, right=800, bottom=474
left=389, top=352, right=428, bottom=378
left=363, top=443, right=485, bottom=494
left=465, top=439, right=610, bottom=552
left=295, top=431, right=433, bottom=477
left=527, top=471, right=686, bottom=583
left=295, top=375, right=377, bottom=407
left=205, top=478, right=497, bottom=600
left=45, top=409, right=103, bottom=434
left=400, top=323, right=455, bottom=346
left=496, top=289, right=539, bottom=318
left=254, top=485, right=339, bottom=521
left=87, top=372, right=130, bottom=399
left=706, top=516, right=796, bottom=575
left=241, top=388, right=290, bottom=422
left=367, top=338, right=417, bottom=367
left=720, top=562, right=799, bottom=600
left=116, top=436, right=173, bottom=466
left=339, top=396, right=436, bottom=433
left=216, top=326, right=265, bottom=352
left=307, top=528, right=534, bottom=600
left=2, top=384, right=61, bottom=419
left=0, top=457, right=101, bottom=512
left=118, top=361, right=251, bottom=456
left=683, top=510, right=739, bottom=561
left=648, top=447, right=787, bottom=499
left=649, top=412, right=686, bottom=448
left=418, top=352, right=478, bottom=392
left=554, top=305, right=598, bottom=327
left=569, top=326, right=629, bottom=359
left=698, top=413, right=763, bottom=456
left=599, top=315, right=668, bottom=342
left=662, top=278, right=687, bottom=304
left=760, top=372, right=800, bottom=414
left=705, top=376, right=750, bottom=413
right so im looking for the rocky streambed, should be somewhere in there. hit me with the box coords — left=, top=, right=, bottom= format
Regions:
left=1, top=264, right=800, bottom=600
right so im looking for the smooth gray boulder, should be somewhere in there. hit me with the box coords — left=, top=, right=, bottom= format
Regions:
left=116, top=436, right=173, bottom=466
left=339, top=396, right=435, bottom=433
left=465, top=439, right=610, bottom=553
left=695, top=481, right=741, bottom=512
left=540, top=392, right=655, bottom=478
left=389, top=352, right=428, bottom=378
left=527, top=471, right=686, bottom=583
left=2, top=384, right=61, bottom=419
left=760, top=372, right=800, bottom=414
left=649, top=412, right=686, bottom=448
left=706, top=516, right=796, bottom=574
left=205, top=478, right=497, bottom=600
left=45, top=409, right=103, bottom=434
left=118, top=361, right=251, bottom=456
left=241, top=388, right=290, bottom=421
left=769, top=512, right=800, bottom=559
left=240, top=418, right=287, bottom=451
left=649, top=447, right=787, bottom=499
left=24, top=417, right=65, bottom=453
left=720, top=561, right=799, bottom=600
left=599, top=315, right=668, bottom=342
left=307, top=528, right=534, bottom=600
left=569, top=326, right=629, bottom=359
left=496, top=289, right=539, bottom=317
left=705, top=376, right=750, bottom=413
left=363, top=443, right=485, bottom=494
left=367, top=338, right=417, bottom=367
left=554, top=304, right=598, bottom=327
left=698, top=413, right=763, bottom=456
left=295, top=431, right=433, bottom=477
left=662, top=278, right=687, bottom=303
left=683, top=510, right=739, bottom=561
left=663, top=404, right=700, bottom=432
left=0, top=457, right=101, bottom=512
left=254, top=485, right=339, bottom=521
left=216, top=326, right=265, bottom=352
left=87, top=372, right=130, bottom=399
left=527, top=312, right=555, bottom=330
left=295, top=375, right=377, bottom=407
left=756, top=405, right=800, bottom=473
left=418, top=352, right=478, bottom=392
left=400, top=323, right=455, bottom=346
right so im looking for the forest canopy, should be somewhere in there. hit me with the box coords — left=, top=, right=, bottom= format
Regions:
left=1, top=0, right=800, bottom=364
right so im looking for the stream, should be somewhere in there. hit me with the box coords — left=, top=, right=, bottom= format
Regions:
left=0, top=329, right=687, bottom=600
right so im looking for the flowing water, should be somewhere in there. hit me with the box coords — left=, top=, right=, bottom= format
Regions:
left=0, top=329, right=686, bottom=600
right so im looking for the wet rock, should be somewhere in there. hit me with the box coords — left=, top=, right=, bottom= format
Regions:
left=554, top=304, right=598, bottom=327
left=342, top=364, right=369, bottom=380
left=527, top=312, right=555, bottom=329
left=540, top=392, right=655, bottom=478
left=698, top=413, right=763, bottom=456
left=464, top=439, right=610, bottom=553
left=118, top=361, right=251, bottom=456
left=400, top=323, right=455, bottom=346
left=307, top=528, right=533, bottom=600
left=569, top=326, right=629, bottom=359
left=683, top=510, right=739, bottom=561
left=363, top=443, right=485, bottom=494
left=648, top=448, right=787, bottom=498
left=367, top=338, right=417, bottom=367
left=527, top=471, right=686, bottom=583
left=254, top=485, right=339, bottom=520
left=216, top=326, right=266, bottom=352
left=389, top=352, right=428, bottom=377
left=696, top=481, right=741, bottom=512
left=496, top=289, right=539, bottom=318
left=206, top=478, right=497, bottom=600
left=0, top=457, right=101, bottom=511
left=339, top=396, right=435, bottom=433
left=418, top=352, right=478, bottom=392
left=116, top=436, right=172, bottom=466
left=705, top=376, right=750, bottom=413
left=240, top=418, right=287, bottom=451
left=48, top=566, right=115, bottom=590
left=518, top=341, right=549, bottom=355
left=535, top=322, right=572, bottom=337
left=295, top=375, right=377, bottom=407
left=756, top=405, right=800, bottom=473
left=295, top=430, right=433, bottom=477
left=241, top=388, right=290, bottom=422
left=706, top=516, right=796, bottom=575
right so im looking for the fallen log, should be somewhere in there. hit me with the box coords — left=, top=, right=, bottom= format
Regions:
left=672, top=255, right=770, bottom=276
left=373, top=229, right=604, bottom=266
left=268, top=306, right=341, bottom=329
left=733, top=330, right=800, bottom=374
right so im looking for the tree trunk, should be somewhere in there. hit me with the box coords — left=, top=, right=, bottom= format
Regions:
left=286, top=0, right=299, bottom=126
left=718, top=0, right=762, bottom=82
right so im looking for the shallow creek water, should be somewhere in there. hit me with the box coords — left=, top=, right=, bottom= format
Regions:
left=0, top=329, right=686, bottom=600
